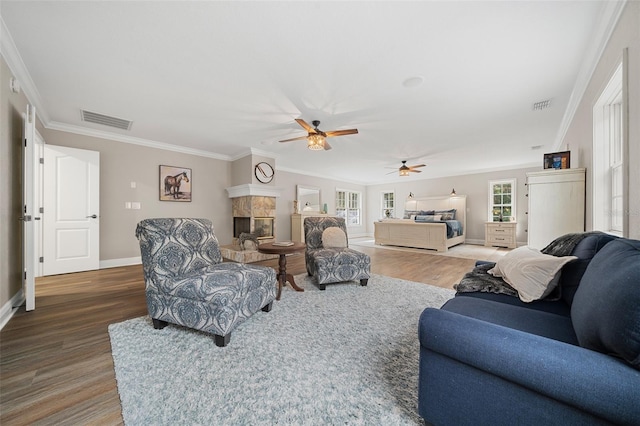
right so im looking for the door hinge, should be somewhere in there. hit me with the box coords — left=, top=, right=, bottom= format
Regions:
left=24, top=271, right=27, bottom=279
left=40, top=158, right=44, bottom=164
left=40, top=207, right=44, bottom=214
left=39, top=257, right=44, bottom=263
left=24, top=138, right=27, bottom=147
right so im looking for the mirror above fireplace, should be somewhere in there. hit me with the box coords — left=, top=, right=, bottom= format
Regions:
left=297, top=185, right=321, bottom=213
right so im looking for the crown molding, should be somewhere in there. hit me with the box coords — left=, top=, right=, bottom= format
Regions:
left=0, top=16, right=51, bottom=125
left=554, top=0, right=627, bottom=149
left=46, top=121, right=231, bottom=160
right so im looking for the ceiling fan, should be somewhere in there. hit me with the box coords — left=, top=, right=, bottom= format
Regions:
left=387, top=160, right=426, bottom=176
left=279, top=119, right=358, bottom=151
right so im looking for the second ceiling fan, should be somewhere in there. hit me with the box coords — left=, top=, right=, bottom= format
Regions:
left=387, top=160, right=426, bottom=176
left=279, top=119, right=358, bottom=151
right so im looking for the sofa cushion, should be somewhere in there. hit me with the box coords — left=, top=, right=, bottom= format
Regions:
left=571, top=238, right=640, bottom=370
left=455, top=291, right=571, bottom=316
left=441, top=296, right=579, bottom=344
left=558, top=232, right=619, bottom=305
left=321, top=227, right=347, bottom=248
left=489, top=246, right=577, bottom=303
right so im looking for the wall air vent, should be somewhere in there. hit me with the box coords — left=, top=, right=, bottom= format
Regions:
left=81, top=110, right=133, bottom=130
left=532, top=99, right=552, bottom=111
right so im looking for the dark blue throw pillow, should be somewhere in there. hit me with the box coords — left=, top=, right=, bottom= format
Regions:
left=571, top=238, right=640, bottom=370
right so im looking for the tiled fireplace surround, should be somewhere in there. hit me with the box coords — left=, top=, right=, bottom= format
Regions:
left=221, top=184, right=281, bottom=263
left=231, top=195, right=276, bottom=241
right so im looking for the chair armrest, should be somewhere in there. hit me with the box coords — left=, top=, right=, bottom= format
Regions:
left=419, top=308, right=640, bottom=424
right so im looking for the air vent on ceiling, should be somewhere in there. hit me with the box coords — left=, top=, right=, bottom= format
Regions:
left=532, top=99, right=552, bottom=111
left=81, top=110, right=133, bottom=130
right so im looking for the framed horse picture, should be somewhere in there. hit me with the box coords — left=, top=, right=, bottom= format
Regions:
left=159, top=165, right=192, bottom=202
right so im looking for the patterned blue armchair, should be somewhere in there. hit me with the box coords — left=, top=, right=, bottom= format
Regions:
left=304, top=216, right=370, bottom=290
left=135, top=218, right=276, bottom=347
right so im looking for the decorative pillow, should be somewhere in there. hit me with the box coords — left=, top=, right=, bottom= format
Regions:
left=435, top=209, right=456, bottom=220
left=571, top=239, right=640, bottom=370
left=488, top=246, right=577, bottom=303
left=414, top=214, right=442, bottom=222
left=322, top=227, right=347, bottom=248
left=403, top=210, right=421, bottom=219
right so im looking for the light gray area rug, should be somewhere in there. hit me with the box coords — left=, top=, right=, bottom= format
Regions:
left=108, top=274, right=455, bottom=425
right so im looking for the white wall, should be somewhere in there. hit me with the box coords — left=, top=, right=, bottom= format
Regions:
left=561, top=0, right=640, bottom=238
left=40, top=129, right=232, bottom=261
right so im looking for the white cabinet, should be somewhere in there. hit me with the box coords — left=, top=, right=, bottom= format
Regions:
left=291, top=213, right=335, bottom=242
left=485, top=222, right=517, bottom=248
left=526, top=168, right=585, bottom=250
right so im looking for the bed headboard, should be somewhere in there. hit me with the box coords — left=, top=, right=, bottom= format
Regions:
left=404, top=195, right=467, bottom=235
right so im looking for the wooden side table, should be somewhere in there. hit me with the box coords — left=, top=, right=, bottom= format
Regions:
left=257, top=242, right=306, bottom=300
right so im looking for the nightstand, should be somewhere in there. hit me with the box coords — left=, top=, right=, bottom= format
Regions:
left=485, top=222, right=517, bottom=249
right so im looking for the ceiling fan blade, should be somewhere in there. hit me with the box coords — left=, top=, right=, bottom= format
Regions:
left=323, top=140, right=333, bottom=150
left=295, top=118, right=315, bottom=133
left=409, top=169, right=422, bottom=173
left=279, top=136, right=308, bottom=143
left=325, top=129, right=358, bottom=138
left=409, top=164, right=426, bottom=169
left=386, top=170, right=398, bottom=175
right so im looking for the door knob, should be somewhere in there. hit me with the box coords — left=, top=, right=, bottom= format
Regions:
left=87, top=214, right=98, bottom=219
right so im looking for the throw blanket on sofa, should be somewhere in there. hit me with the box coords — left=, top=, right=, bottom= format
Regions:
left=454, top=263, right=517, bottom=296
left=540, top=231, right=605, bottom=256
left=454, top=232, right=605, bottom=297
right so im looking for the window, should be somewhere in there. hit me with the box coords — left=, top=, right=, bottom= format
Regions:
left=336, top=189, right=361, bottom=226
left=381, top=191, right=395, bottom=218
left=593, top=61, right=626, bottom=236
left=488, top=179, right=516, bottom=222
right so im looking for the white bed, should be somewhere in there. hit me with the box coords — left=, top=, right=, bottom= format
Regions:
left=373, top=195, right=466, bottom=252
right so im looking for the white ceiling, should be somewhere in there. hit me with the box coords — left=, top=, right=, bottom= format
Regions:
left=1, top=1, right=618, bottom=184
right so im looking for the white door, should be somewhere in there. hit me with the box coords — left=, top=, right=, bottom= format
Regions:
left=43, top=145, right=100, bottom=275
left=22, top=105, right=36, bottom=310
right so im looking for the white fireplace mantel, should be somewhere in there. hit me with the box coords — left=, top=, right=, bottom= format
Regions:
left=226, top=184, right=282, bottom=198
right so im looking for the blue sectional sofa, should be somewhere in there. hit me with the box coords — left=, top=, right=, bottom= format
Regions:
left=418, top=233, right=640, bottom=425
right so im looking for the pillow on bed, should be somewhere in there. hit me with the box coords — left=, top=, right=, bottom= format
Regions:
left=435, top=209, right=456, bottom=220
left=403, top=210, right=420, bottom=219
left=414, top=215, right=442, bottom=222
left=488, top=246, right=577, bottom=303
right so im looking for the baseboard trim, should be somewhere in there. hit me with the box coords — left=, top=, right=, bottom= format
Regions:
left=0, top=290, right=25, bottom=331
left=99, top=257, right=142, bottom=269
left=465, top=239, right=484, bottom=246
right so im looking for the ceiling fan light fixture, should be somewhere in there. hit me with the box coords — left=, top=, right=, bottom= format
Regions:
left=307, top=134, right=325, bottom=150
left=399, top=168, right=410, bottom=177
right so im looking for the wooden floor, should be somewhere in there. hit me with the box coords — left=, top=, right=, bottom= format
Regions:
left=0, top=245, right=476, bottom=425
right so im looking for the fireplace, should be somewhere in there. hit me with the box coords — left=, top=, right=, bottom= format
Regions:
left=233, top=217, right=274, bottom=240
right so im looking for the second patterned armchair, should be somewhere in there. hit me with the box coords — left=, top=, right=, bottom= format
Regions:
left=304, top=216, right=370, bottom=290
left=135, top=218, right=276, bottom=347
